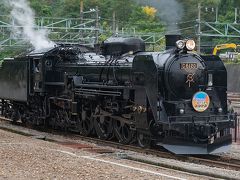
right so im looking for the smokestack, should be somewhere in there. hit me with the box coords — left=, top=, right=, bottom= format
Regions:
left=165, top=34, right=182, bottom=50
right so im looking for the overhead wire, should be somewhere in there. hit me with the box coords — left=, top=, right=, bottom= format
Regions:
left=99, top=17, right=196, bottom=27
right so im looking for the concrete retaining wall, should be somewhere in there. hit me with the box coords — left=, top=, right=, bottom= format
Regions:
left=226, top=64, right=240, bottom=92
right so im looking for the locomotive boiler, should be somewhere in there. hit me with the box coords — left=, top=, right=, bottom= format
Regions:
left=0, top=35, right=234, bottom=154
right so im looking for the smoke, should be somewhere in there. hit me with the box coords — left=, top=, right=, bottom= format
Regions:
left=136, top=0, right=183, bottom=33
left=5, top=0, right=55, bottom=50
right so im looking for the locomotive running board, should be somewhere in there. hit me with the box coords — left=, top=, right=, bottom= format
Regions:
left=157, top=135, right=232, bottom=154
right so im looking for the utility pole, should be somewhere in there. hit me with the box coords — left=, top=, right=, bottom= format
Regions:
left=215, top=7, right=218, bottom=23
left=234, top=8, right=238, bottom=24
left=80, top=0, right=83, bottom=19
left=95, top=6, right=99, bottom=44
left=197, top=3, right=201, bottom=53
left=80, top=0, right=84, bottom=42
left=112, top=11, right=116, bottom=35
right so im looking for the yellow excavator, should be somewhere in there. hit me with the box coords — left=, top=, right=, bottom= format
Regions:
left=212, top=43, right=240, bottom=55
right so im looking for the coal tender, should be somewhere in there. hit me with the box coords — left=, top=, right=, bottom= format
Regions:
left=0, top=35, right=235, bottom=154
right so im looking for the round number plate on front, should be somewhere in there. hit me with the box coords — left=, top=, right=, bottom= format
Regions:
left=192, top=91, right=210, bottom=112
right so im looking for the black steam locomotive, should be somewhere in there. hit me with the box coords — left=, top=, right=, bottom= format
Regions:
left=0, top=35, right=234, bottom=154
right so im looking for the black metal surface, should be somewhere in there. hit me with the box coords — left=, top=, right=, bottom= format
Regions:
left=165, top=34, right=182, bottom=50
left=101, top=37, right=145, bottom=56
left=164, top=54, right=207, bottom=100
left=161, top=135, right=232, bottom=154
left=0, top=59, right=28, bottom=101
left=133, top=54, right=158, bottom=124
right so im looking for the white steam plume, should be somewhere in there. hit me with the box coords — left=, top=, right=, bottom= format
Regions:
left=7, top=0, right=55, bottom=50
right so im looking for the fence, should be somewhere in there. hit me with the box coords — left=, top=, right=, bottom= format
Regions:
left=231, top=114, right=239, bottom=142
left=0, top=99, right=2, bottom=116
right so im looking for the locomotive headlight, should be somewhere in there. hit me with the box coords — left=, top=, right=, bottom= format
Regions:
left=218, top=108, right=223, bottom=113
left=176, top=40, right=185, bottom=49
left=179, top=109, right=185, bottom=114
left=186, top=40, right=196, bottom=51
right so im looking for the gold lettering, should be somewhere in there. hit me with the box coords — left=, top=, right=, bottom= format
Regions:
left=180, top=63, right=197, bottom=70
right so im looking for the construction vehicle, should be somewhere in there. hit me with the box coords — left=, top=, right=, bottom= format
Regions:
left=213, top=43, right=238, bottom=55
left=212, top=43, right=240, bottom=62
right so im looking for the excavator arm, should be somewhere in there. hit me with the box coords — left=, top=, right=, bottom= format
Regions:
left=212, top=43, right=237, bottom=55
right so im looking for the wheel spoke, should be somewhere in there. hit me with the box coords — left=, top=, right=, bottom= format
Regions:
left=137, top=132, right=151, bottom=148
left=113, top=120, right=135, bottom=144
left=78, top=107, right=93, bottom=136
left=94, top=116, right=113, bottom=140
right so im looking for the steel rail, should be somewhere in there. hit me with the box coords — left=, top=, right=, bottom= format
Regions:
left=0, top=116, right=240, bottom=172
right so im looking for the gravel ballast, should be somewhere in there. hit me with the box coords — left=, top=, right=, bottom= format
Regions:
left=0, top=128, right=209, bottom=180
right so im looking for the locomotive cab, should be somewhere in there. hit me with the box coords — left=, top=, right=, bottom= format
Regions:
left=27, top=48, right=54, bottom=94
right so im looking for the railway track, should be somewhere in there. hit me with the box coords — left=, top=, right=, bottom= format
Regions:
left=0, top=116, right=240, bottom=174
left=73, top=135, right=240, bottom=171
